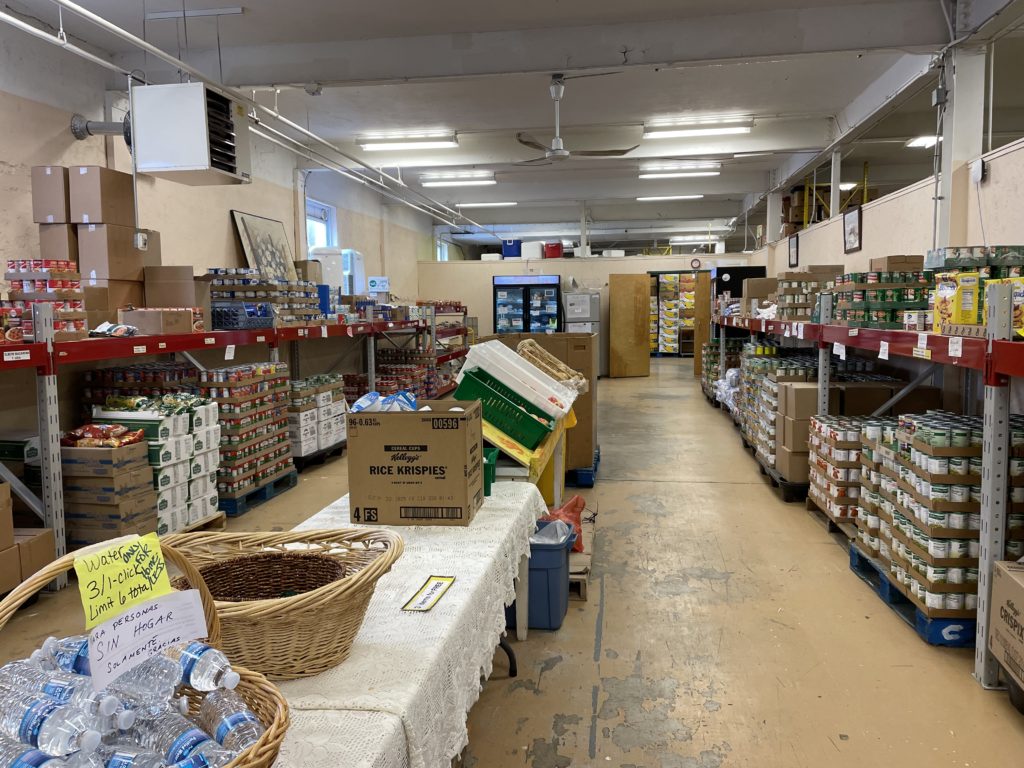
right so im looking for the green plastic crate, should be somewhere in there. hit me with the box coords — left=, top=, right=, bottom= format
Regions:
left=483, top=446, right=499, bottom=496
left=454, top=369, right=554, bottom=450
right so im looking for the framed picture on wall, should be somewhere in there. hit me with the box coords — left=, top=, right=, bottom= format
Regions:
left=231, top=210, right=298, bottom=281
left=844, top=206, right=863, bottom=254
left=788, top=235, right=799, bottom=268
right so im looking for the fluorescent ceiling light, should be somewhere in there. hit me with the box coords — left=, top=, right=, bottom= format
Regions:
left=420, top=171, right=495, bottom=188
left=906, top=135, right=939, bottom=148
left=636, top=194, right=704, bottom=202
left=839, top=182, right=857, bottom=191
left=671, top=235, right=721, bottom=243
left=641, top=161, right=721, bottom=171
left=359, top=132, right=458, bottom=151
left=643, top=117, right=753, bottom=140
left=640, top=171, right=720, bottom=179
left=455, top=201, right=517, bottom=208
left=422, top=179, right=496, bottom=187
left=734, top=152, right=773, bottom=159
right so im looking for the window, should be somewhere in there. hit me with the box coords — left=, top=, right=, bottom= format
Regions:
left=436, top=240, right=450, bottom=262
left=306, top=199, right=337, bottom=250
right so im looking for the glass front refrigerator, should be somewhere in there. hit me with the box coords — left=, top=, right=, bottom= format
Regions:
left=493, top=275, right=562, bottom=334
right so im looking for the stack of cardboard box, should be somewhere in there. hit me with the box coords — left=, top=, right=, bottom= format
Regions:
left=0, top=483, right=18, bottom=593
left=90, top=403, right=220, bottom=535
left=740, top=278, right=778, bottom=318
left=32, top=165, right=161, bottom=329
left=777, top=382, right=838, bottom=482
left=288, top=376, right=348, bottom=457
left=62, top=442, right=157, bottom=547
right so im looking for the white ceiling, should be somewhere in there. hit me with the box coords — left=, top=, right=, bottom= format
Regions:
left=7, top=0, right=1020, bottom=251
left=11, top=0, right=914, bottom=50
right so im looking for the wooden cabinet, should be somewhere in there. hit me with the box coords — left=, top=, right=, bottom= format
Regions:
left=693, top=271, right=712, bottom=378
left=609, top=274, right=651, bottom=378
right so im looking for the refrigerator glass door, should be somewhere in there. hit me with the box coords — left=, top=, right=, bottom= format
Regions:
left=495, top=287, right=526, bottom=333
left=528, top=286, right=560, bottom=332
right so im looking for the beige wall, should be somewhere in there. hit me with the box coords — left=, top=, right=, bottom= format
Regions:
left=418, top=254, right=758, bottom=375
left=305, top=171, right=434, bottom=300
left=966, top=136, right=1024, bottom=245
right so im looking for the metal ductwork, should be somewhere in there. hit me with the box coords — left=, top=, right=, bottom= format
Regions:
left=70, top=113, right=131, bottom=147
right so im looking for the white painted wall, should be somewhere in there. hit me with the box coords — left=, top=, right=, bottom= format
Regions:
left=304, top=170, right=435, bottom=300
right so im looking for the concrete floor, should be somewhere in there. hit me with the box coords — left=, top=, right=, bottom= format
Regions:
left=3, top=358, right=1024, bottom=766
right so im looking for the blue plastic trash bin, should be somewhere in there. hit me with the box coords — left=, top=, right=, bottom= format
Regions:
left=506, top=520, right=576, bottom=631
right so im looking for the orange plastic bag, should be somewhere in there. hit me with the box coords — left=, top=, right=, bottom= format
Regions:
left=541, top=494, right=585, bottom=553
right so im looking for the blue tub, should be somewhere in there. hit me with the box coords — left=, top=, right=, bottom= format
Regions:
left=506, top=520, right=576, bottom=631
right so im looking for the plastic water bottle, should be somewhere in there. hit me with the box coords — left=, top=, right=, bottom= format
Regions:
left=0, top=732, right=70, bottom=766
left=131, top=712, right=231, bottom=767
left=106, top=658, right=180, bottom=720
left=93, top=744, right=165, bottom=768
left=162, top=645, right=238, bottom=692
left=92, top=707, right=136, bottom=735
left=0, top=684, right=101, bottom=756
left=199, top=690, right=263, bottom=752
left=37, top=639, right=90, bottom=677
left=0, top=663, right=119, bottom=719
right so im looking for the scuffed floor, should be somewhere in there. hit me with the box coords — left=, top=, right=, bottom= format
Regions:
left=464, top=359, right=1024, bottom=768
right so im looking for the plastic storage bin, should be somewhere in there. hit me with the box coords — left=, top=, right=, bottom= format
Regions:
left=502, top=240, right=522, bottom=258
left=505, top=520, right=576, bottom=630
left=458, top=341, right=576, bottom=419
left=455, top=370, right=554, bottom=449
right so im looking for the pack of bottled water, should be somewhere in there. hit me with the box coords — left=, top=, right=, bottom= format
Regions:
left=0, top=638, right=265, bottom=767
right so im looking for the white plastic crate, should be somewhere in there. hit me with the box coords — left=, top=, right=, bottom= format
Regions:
left=458, top=341, right=577, bottom=419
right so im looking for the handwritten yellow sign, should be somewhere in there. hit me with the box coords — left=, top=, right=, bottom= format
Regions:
left=74, top=533, right=174, bottom=629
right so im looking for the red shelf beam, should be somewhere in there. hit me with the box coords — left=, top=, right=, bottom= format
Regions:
left=991, top=340, right=1024, bottom=379
left=818, top=326, right=986, bottom=371
left=0, top=343, right=50, bottom=373
left=435, top=326, right=466, bottom=339
left=436, top=348, right=468, bottom=365
left=52, top=330, right=276, bottom=367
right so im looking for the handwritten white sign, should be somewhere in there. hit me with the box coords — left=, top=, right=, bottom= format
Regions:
left=833, top=342, right=847, bottom=360
left=948, top=336, right=963, bottom=358
left=88, top=590, right=207, bottom=692
left=879, top=341, right=890, bottom=361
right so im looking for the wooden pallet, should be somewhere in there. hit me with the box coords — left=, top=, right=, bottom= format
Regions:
left=218, top=470, right=298, bottom=517
left=568, top=514, right=597, bottom=601
left=805, top=496, right=858, bottom=540
left=180, top=511, right=227, bottom=533
left=293, top=441, right=346, bottom=472
left=848, top=542, right=976, bottom=647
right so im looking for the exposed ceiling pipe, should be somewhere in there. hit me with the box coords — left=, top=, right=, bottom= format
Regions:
left=0, top=8, right=135, bottom=79
left=42, top=0, right=483, bottom=229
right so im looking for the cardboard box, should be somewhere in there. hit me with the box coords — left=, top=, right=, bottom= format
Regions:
left=776, top=445, right=810, bottom=483
left=0, top=546, right=19, bottom=593
left=869, top=255, right=924, bottom=271
left=0, top=483, right=12, bottom=553
left=347, top=400, right=484, bottom=526
left=318, top=429, right=344, bottom=451
left=152, top=460, right=191, bottom=490
left=289, top=422, right=318, bottom=442
left=144, top=265, right=200, bottom=310
left=190, top=449, right=219, bottom=478
left=895, top=386, right=942, bottom=415
left=288, top=410, right=318, bottom=429
left=32, top=166, right=70, bottom=224
left=784, top=417, right=811, bottom=452
left=476, top=332, right=597, bottom=471
left=988, top=561, right=1024, bottom=689
left=933, top=273, right=981, bottom=331
left=775, top=414, right=785, bottom=448
left=189, top=403, right=219, bottom=431
left=743, top=278, right=779, bottom=299
left=64, top=489, right=157, bottom=522
left=91, top=410, right=189, bottom=440
left=78, top=224, right=149, bottom=281
left=63, top=467, right=152, bottom=503
left=12, top=528, right=54, bottom=580
left=779, top=383, right=838, bottom=419
left=84, top=281, right=145, bottom=312
left=61, top=442, right=148, bottom=478
left=315, top=391, right=334, bottom=407
left=69, top=166, right=134, bottom=226
left=67, top=511, right=158, bottom=547
left=38, top=224, right=78, bottom=262
left=118, top=308, right=194, bottom=336
left=294, top=260, right=323, bottom=283
left=839, top=382, right=894, bottom=416
left=191, top=425, right=221, bottom=455
left=157, top=505, right=188, bottom=536
left=149, top=436, right=194, bottom=467
left=188, top=474, right=214, bottom=501
left=156, top=482, right=190, bottom=512
left=291, top=437, right=321, bottom=457
left=0, top=434, right=40, bottom=464
left=187, top=494, right=218, bottom=525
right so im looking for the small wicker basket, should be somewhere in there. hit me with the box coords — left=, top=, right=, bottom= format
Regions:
left=164, top=529, right=404, bottom=679
left=0, top=544, right=289, bottom=768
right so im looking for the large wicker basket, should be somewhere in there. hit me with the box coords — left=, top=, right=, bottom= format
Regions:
left=0, top=544, right=289, bottom=768
left=164, top=529, right=404, bottom=679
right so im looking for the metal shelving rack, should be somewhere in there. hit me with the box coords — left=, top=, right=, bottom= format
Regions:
left=713, top=284, right=1019, bottom=691
left=0, top=318, right=433, bottom=590
left=430, top=305, right=468, bottom=397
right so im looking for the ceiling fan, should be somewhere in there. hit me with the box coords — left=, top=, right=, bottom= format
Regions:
left=516, top=73, right=639, bottom=166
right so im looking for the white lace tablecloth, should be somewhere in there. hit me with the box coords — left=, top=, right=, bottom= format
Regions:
left=276, top=482, right=546, bottom=768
